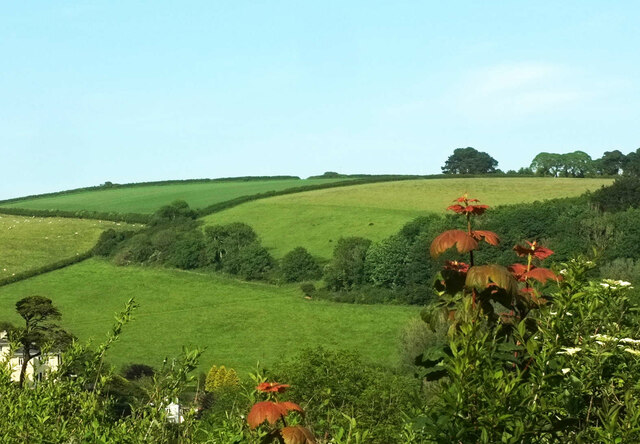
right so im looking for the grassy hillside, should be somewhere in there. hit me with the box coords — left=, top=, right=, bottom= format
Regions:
left=0, top=260, right=418, bottom=375
left=204, top=177, right=612, bottom=258
left=0, top=178, right=345, bottom=214
left=0, top=215, right=137, bottom=278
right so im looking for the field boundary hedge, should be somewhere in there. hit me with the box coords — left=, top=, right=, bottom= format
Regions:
left=0, top=208, right=151, bottom=224
left=0, top=176, right=303, bottom=206
left=0, top=250, right=93, bottom=287
left=0, top=173, right=583, bottom=222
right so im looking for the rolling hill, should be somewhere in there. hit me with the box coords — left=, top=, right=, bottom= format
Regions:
left=203, top=177, right=612, bottom=258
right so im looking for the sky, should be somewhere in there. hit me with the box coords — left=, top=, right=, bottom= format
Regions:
left=1, top=1, right=639, bottom=199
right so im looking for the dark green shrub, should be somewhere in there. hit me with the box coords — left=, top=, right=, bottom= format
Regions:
left=591, top=176, right=640, bottom=212
left=222, top=242, right=275, bottom=280
left=93, top=229, right=135, bottom=257
left=122, top=363, right=155, bottom=380
left=300, top=282, right=316, bottom=297
left=323, top=237, right=371, bottom=291
left=149, top=200, right=198, bottom=227
left=280, top=247, right=321, bottom=282
left=204, top=222, right=258, bottom=267
left=113, top=233, right=154, bottom=265
left=364, top=235, right=410, bottom=288
left=166, top=231, right=206, bottom=269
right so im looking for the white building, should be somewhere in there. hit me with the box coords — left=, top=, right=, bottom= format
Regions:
left=0, top=331, right=62, bottom=384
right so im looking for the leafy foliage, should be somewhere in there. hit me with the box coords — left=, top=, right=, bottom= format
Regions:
left=280, top=247, right=322, bottom=282
left=441, top=147, right=499, bottom=174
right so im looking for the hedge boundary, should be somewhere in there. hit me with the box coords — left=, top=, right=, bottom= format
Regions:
left=0, top=250, right=93, bottom=287
left=0, top=173, right=586, bottom=223
left=0, top=176, right=302, bottom=206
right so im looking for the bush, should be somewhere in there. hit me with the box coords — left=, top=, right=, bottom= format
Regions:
left=364, top=235, right=410, bottom=288
left=591, top=175, right=640, bottom=212
left=93, top=229, right=135, bottom=257
left=300, top=282, right=316, bottom=297
left=323, top=237, right=371, bottom=291
left=273, top=347, right=420, bottom=443
left=222, top=242, right=275, bottom=280
left=113, top=233, right=154, bottom=265
left=204, top=222, right=258, bottom=267
left=166, top=231, right=206, bottom=269
left=121, top=363, right=155, bottom=380
left=280, top=247, right=321, bottom=282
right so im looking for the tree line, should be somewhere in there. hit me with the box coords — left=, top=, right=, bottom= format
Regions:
left=442, top=146, right=640, bottom=177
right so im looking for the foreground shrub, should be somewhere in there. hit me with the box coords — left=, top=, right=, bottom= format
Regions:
left=408, top=195, right=640, bottom=442
left=280, top=247, right=322, bottom=282
left=0, top=299, right=203, bottom=442
left=273, top=347, right=420, bottom=443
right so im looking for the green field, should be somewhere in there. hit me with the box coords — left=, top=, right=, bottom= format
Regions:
left=0, top=215, right=137, bottom=278
left=0, top=260, right=418, bottom=375
left=0, top=179, right=346, bottom=214
left=204, top=177, right=612, bottom=258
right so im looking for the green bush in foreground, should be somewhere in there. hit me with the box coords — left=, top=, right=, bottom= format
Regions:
left=0, top=299, right=204, bottom=443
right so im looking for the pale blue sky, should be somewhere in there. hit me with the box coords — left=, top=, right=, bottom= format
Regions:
left=1, top=1, right=639, bottom=199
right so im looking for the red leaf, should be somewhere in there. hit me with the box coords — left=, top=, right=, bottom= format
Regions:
left=531, top=246, right=554, bottom=260
left=524, top=267, right=559, bottom=284
left=508, top=263, right=528, bottom=281
left=513, top=241, right=554, bottom=260
left=278, top=401, right=303, bottom=415
left=472, top=230, right=500, bottom=246
left=447, top=204, right=489, bottom=216
left=430, top=230, right=478, bottom=258
left=466, top=204, right=489, bottom=216
left=247, top=401, right=286, bottom=429
left=280, top=426, right=316, bottom=444
left=465, top=265, right=519, bottom=295
left=257, top=382, right=290, bottom=393
left=446, top=204, right=466, bottom=214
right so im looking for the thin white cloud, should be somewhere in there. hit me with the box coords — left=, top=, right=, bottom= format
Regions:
left=451, top=62, right=596, bottom=120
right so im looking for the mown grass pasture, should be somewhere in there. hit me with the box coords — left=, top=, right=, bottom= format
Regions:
left=204, top=177, right=612, bottom=258
left=0, top=178, right=346, bottom=214
left=0, top=214, right=137, bottom=278
left=0, top=259, right=418, bottom=375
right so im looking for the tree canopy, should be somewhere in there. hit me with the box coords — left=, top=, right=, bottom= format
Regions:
left=441, top=147, right=499, bottom=175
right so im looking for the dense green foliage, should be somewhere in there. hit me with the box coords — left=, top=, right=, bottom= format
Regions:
left=0, top=300, right=204, bottom=443
left=441, top=147, right=499, bottom=174
left=279, top=247, right=322, bottom=282
left=273, top=347, right=421, bottom=443
left=590, top=175, right=640, bottom=212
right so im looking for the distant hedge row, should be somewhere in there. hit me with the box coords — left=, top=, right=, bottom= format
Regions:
left=0, top=176, right=303, bottom=206
left=0, top=250, right=93, bottom=287
left=0, top=207, right=151, bottom=224
left=1, top=173, right=554, bottom=223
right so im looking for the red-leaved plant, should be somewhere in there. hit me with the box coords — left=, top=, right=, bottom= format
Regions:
left=417, top=194, right=561, bottom=380
left=429, top=194, right=560, bottom=323
left=247, top=382, right=316, bottom=444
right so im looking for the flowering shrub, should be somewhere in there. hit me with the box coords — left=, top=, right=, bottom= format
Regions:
left=409, top=196, right=640, bottom=443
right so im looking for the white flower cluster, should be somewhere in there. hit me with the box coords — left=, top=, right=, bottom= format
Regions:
left=600, top=279, right=633, bottom=290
